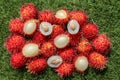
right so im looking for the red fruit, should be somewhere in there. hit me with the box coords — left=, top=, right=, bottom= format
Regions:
left=9, top=18, right=24, bottom=34
left=92, top=34, right=111, bottom=55
left=5, top=34, right=26, bottom=54
left=27, top=58, right=47, bottom=74
left=20, top=3, right=38, bottom=20
left=51, top=25, right=64, bottom=39
left=77, top=39, right=92, bottom=55
left=81, top=23, right=99, bottom=40
left=54, top=9, right=69, bottom=25
left=59, top=48, right=75, bottom=63
left=69, top=11, right=88, bottom=26
left=32, top=31, right=46, bottom=46
left=38, top=10, right=54, bottom=24
left=56, top=63, right=74, bottom=77
left=89, top=52, right=107, bottom=70
left=10, top=53, right=27, bottom=69
left=41, top=42, right=56, bottom=58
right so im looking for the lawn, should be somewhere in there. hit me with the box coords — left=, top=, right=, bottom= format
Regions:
left=0, top=0, right=120, bottom=80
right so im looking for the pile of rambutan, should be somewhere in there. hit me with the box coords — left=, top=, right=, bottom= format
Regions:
left=4, top=3, right=112, bottom=78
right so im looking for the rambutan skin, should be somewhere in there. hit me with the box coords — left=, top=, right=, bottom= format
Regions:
left=69, top=10, right=88, bottom=26
left=59, top=48, right=75, bottom=63
left=88, top=52, right=107, bottom=70
left=9, top=18, right=24, bottom=34
left=38, top=10, right=54, bottom=24
left=27, top=58, right=47, bottom=74
left=10, top=53, right=27, bottom=69
left=92, top=34, right=111, bottom=55
left=41, top=42, right=56, bottom=58
left=20, top=3, right=38, bottom=20
left=56, top=63, right=74, bottom=77
left=81, top=23, right=99, bottom=40
left=5, top=34, right=26, bottom=54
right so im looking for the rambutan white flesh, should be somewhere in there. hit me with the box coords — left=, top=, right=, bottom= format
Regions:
left=55, top=10, right=67, bottom=19
left=54, top=34, right=70, bottom=48
left=47, top=55, right=63, bottom=68
left=67, top=19, right=80, bottom=34
left=75, top=56, right=88, bottom=73
left=22, top=43, right=39, bottom=57
left=39, top=22, right=53, bottom=36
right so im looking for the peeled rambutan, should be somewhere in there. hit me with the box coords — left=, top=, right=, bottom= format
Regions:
left=56, top=63, right=74, bottom=77
left=74, top=55, right=88, bottom=74
left=10, top=53, right=27, bottom=69
left=81, top=23, right=99, bottom=40
left=9, top=18, right=24, bottom=34
left=69, top=10, right=88, bottom=26
left=20, top=3, right=38, bottom=20
left=88, top=52, right=108, bottom=70
left=51, top=25, right=64, bottom=39
left=5, top=34, right=26, bottom=54
left=92, top=34, right=111, bottom=55
left=38, top=10, right=54, bottom=24
left=54, top=9, right=69, bottom=25
left=59, top=48, right=75, bottom=63
left=41, top=42, right=56, bottom=58
left=77, top=39, right=92, bottom=55
left=27, top=58, right=47, bottom=74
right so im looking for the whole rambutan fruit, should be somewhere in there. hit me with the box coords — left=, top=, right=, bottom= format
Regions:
left=5, top=34, right=26, bottom=54
left=41, top=42, right=56, bottom=58
left=77, top=39, right=92, bottom=55
left=88, top=52, right=108, bottom=70
left=74, top=55, right=88, bottom=74
left=54, top=9, right=69, bottom=25
left=81, top=23, right=99, bottom=40
left=59, top=48, right=75, bottom=63
left=10, top=53, right=27, bottom=69
left=69, top=10, right=88, bottom=26
left=20, top=3, right=38, bottom=20
left=92, top=34, right=111, bottom=55
left=27, top=58, right=47, bottom=74
left=56, top=63, right=74, bottom=77
left=9, top=18, right=24, bottom=34
left=38, top=10, right=54, bottom=24
left=51, top=25, right=64, bottom=39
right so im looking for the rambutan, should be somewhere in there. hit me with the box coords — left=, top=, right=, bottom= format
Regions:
left=22, top=43, right=40, bottom=58
left=9, top=18, right=24, bottom=34
left=38, top=10, right=54, bottom=24
left=10, top=53, right=27, bottom=69
left=92, top=34, right=111, bottom=55
left=77, top=39, right=92, bottom=55
left=69, top=10, right=88, bottom=26
left=56, top=63, right=74, bottom=77
left=27, top=58, right=47, bottom=74
left=88, top=52, right=108, bottom=70
left=74, top=55, right=88, bottom=74
left=51, top=25, right=64, bottom=39
left=81, top=23, right=99, bottom=40
left=20, top=3, right=38, bottom=20
left=5, top=34, right=26, bottom=54
left=54, top=9, right=69, bottom=25
left=41, top=42, right=56, bottom=58
left=54, top=33, right=70, bottom=49
left=59, top=48, right=75, bottom=63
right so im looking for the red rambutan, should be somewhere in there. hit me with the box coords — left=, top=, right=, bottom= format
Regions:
left=20, top=3, right=38, bottom=20
left=56, top=63, right=74, bottom=77
left=10, top=53, right=27, bottom=69
left=88, top=52, right=108, bottom=70
left=92, top=34, right=111, bottom=55
left=5, top=34, right=26, bottom=54
left=81, top=23, right=99, bottom=40
left=27, top=58, right=47, bottom=74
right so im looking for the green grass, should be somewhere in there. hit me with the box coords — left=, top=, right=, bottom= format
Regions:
left=0, top=0, right=120, bottom=80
